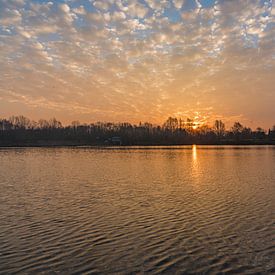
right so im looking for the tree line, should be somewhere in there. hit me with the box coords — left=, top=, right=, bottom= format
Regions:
left=0, top=115, right=275, bottom=146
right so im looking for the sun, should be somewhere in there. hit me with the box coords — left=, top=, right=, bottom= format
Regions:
left=192, top=121, right=200, bottom=130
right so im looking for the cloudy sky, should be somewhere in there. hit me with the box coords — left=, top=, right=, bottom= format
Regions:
left=0, top=0, right=274, bottom=128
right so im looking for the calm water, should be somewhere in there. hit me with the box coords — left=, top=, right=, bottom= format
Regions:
left=0, top=146, right=274, bottom=274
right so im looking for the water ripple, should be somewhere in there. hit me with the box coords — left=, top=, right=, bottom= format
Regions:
left=0, top=146, right=274, bottom=274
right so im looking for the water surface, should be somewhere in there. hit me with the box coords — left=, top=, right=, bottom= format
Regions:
left=0, top=146, right=274, bottom=274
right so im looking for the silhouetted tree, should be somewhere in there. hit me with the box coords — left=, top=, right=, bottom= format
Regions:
left=163, top=117, right=178, bottom=132
left=0, top=115, right=273, bottom=146
left=9, top=115, right=31, bottom=129
left=48, top=118, right=62, bottom=129
left=38, top=119, right=50, bottom=129
left=214, top=120, right=225, bottom=137
left=232, top=122, right=244, bottom=134
left=0, top=119, right=12, bottom=131
left=255, top=127, right=265, bottom=139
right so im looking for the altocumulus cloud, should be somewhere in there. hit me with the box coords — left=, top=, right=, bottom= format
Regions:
left=0, top=0, right=274, bottom=127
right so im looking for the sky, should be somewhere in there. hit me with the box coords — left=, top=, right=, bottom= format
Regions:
left=0, top=0, right=274, bottom=128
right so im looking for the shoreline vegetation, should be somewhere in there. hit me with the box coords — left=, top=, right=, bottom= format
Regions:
left=1, top=116, right=275, bottom=146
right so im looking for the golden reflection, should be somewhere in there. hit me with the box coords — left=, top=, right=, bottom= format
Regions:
left=192, top=144, right=197, bottom=162
left=191, top=144, right=200, bottom=187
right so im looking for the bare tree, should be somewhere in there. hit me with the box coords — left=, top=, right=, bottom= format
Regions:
left=48, top=118, right=62, bottom=129
left=231, top=122, right=244, bottom=134
left=163, top=117, right=178, bottom=132
left=9, top=115, right=31, bottom=129
left=38, top=119, right=50, bottom=129
left=214, top=120, right=225, bottom=137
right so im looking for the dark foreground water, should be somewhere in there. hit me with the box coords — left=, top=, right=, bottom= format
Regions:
left=0, top=146, right=274, bottom=274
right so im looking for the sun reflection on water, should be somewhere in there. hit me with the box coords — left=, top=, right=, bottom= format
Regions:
left=192, top=144, right=197, bottom=162
left=191, top=144, right=200, bottom=185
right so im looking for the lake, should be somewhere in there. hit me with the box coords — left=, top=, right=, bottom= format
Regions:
left=0, top=146, right=274, bottom=274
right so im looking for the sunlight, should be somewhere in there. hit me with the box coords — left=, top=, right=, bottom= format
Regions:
left=190, top=144, right=200, bottom=187
left=192, top=121, right=200, bottom=130
left=192, top=144, right=197, bottom=161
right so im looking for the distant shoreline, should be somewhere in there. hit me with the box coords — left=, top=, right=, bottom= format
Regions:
left=1, top=142, right=275, bottom=148
left=1, top=116, right=275, bottom=148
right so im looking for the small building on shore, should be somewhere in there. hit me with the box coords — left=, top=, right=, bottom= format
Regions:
left=107, top=136, right=122, bottom=145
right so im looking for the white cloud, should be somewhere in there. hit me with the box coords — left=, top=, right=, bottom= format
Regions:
left=173, top=0, right=185, bottom=9
left=17, top=28, right=31, bottom=38
left=93, top=0, right=110, bottom=11
left=145, top=0, right=169, bottom=13
left=0, top=9, right=22, bottom=25
left=111, top=11, right=126, bottom=21
left=60, top=3, right=70, bottom=13
left=73, top=6, right=86, bottom=15
left=126, top=1, right=148, bottom=18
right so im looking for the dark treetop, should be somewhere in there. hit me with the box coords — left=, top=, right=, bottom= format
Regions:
left=1, top=116, right=275, bottom=146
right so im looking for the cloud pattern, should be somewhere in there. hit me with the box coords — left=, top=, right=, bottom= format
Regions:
left=0, top=0, right=274, bottom=127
